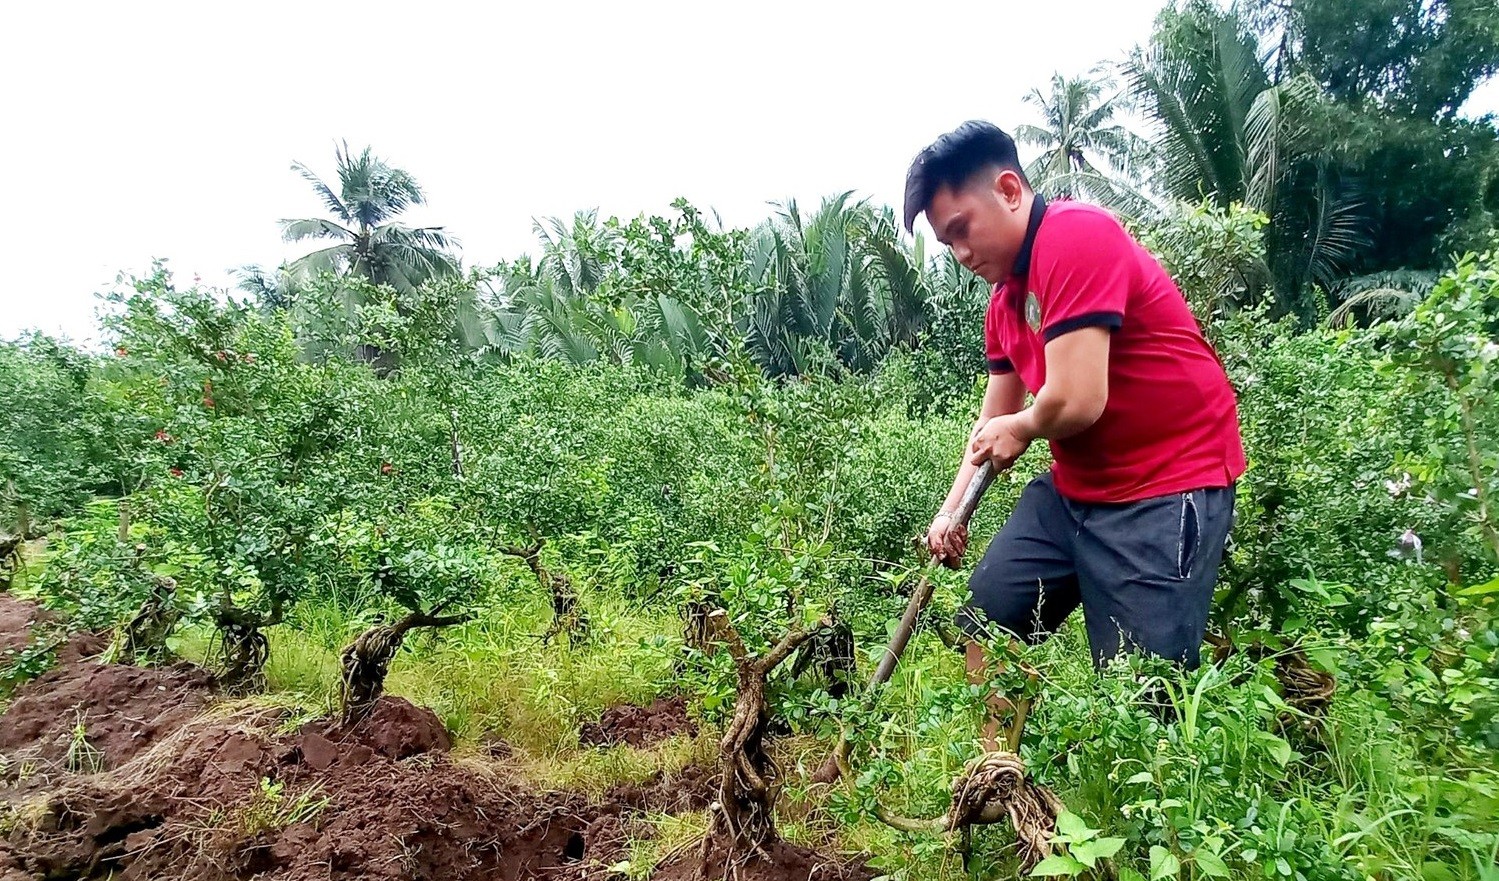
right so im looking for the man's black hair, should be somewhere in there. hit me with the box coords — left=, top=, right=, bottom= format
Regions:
left=902, top=121, right=1030, bottom=233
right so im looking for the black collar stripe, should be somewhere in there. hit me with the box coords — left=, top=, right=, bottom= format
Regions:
left=1011, top=194, right=1048, bottom=278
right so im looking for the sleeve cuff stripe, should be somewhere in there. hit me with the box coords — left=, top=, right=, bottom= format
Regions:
left=987, top=357, right=1014, bottom=374
left=1043, top=311, right=1124, bottom=342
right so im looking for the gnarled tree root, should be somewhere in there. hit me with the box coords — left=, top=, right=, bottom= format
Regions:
left=698, top=609, right=826, bottom=880
left=501, top=539, right=589, bottom=643
left=115, top=576, right=181, bottom=666
left=874, top=751, right=1063, bottom=872
left=0, top=533, right=21, bottom=590
left=220, top=622, right=270, bottom=694
left=1206, top=633, right=1336, bottom=730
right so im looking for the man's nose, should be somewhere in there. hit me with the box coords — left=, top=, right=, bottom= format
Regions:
left=953, top=243, right=974, bottom=266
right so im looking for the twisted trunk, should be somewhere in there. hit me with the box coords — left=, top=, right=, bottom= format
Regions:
left=214, top=600, right=283, bottom=694
left=501, top=539, right=587, bottom=641
left=339, top=605, right=472, bottom=726
left=117, top=576, right=180, bottom=665
left=699, top=610, right=822, bottom=879
left=0, top=533, right=20, bottom=591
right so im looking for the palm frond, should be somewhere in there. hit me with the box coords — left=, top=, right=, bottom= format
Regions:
left=280, top=218, right=355, bottom=244
left=1326, top=286, right=1424, bottom=328
left=1244, top=74, right=1321, bottom=213
left=1300, top=169, right=1372, bottom=291
left=291, top=161, right=351, bottom=223
left=285, top=244, right=354, bottom=278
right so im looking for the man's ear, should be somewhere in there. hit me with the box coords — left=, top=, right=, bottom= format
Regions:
left=994, top=170, right=1027, bottom=209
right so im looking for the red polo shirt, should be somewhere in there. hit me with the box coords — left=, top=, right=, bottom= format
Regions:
left=985, top=197, right=1246, bottom=503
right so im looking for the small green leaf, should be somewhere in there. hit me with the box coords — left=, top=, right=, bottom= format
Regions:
left=1119, top=869, right=1147, bottom=881
left=1195, top=847, right=1231, bottom=878
left=1055, top=809, right=1098, bottom=843
left=1031, top=854, right=1089, bottom=877
left=1125, top=771, right=1155, bottom=785
left=1073, top=837, right=1127, bottom=868
left=1151, top=846, right=1181, bottom=880
left=1275, top=857, right=1293, bottom=877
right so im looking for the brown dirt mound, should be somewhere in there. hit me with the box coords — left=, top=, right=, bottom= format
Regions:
left=0, top=595, right=54, bottom=656
left=580, top=695, right=698, bottom=748
left=653, top=840, right=877, bottom=881
left=0, top=658, right=215, bottom=776
left=0, top=594, right=109, bottom=669
left=1, top=698, right=657, bottom=881
left=293, top=695, right=452, bottom=765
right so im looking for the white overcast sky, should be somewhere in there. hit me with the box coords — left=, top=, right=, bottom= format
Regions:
left=2, top=0, right=1496, bottom=345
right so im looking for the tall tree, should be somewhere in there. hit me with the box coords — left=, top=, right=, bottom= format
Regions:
left=1245, top=0, right=1499, bottom=280
left=280, top=142, right=461, bottom=295
left=1249, top=0, right=1499, bottom=120
left=1015, top=70, right=1153, bottom=216
left=1127, top=0, right=1371, bottom=319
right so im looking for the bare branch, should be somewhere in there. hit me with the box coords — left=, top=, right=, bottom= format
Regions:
left=759, top=615, right=831, bottom=674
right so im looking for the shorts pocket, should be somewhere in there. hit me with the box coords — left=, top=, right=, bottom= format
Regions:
left=1177, top=492, right=1201, bottom=579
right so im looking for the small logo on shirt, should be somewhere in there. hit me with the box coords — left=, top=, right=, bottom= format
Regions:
left=1024, top=292, right=1042, bottom=333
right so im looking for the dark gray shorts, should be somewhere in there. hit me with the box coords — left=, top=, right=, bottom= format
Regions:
left=957, top=473, right=1235, bottom=669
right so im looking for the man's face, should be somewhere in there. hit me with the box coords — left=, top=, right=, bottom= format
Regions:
left=925, top=170, right=1029, bottom=285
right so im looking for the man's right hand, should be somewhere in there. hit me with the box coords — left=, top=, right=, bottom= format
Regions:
left=926, top=513, right=969, bottom=569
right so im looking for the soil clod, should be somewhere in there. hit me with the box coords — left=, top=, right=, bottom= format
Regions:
left=580, top=695, right=698, bottom=748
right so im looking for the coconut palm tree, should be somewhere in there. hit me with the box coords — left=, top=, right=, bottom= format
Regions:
left=1015, top=70, right=1153, bottom=216
left=280, top=142, right=461, bottom=295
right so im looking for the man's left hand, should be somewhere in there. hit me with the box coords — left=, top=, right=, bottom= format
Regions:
left=969, top=414, right=1032, bottom=471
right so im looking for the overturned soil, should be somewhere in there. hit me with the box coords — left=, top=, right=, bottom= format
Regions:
left=580, top=695, right=698, bottom=748
left=2, top=697, right=656, bottom=881
left=0, top=600, right=873, bottom=881
left=0, top=595, right=55, bottom=657
left=0, top=596, right=215, bottom=790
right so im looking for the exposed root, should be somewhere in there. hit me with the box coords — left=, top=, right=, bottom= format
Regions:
left=873, top=751, right=1063, bottom=872
left=338, top=606, right=471, bottom=727
left=1207, top=633, right=1336, bottom=731
left=219, top=623, right=269, bottom=694
left=544, top=574, right=588, bottom=644
left=698, top=609, right=826, bottom=880
left=1275, top=648, right=1336, bottom=726
left=211, top=600, right=284, bottom=695
left=0, top=532, right=21, bottom=590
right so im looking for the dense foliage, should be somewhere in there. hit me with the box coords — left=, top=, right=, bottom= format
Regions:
left=3, top=237, right=1496, bottom=876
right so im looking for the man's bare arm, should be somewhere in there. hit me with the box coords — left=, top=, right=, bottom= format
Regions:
left=1014, top=327, right=1110, bottom=442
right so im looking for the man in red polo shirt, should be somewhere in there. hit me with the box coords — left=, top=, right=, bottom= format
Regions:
left=904, top=121, right=1245, bottom=733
